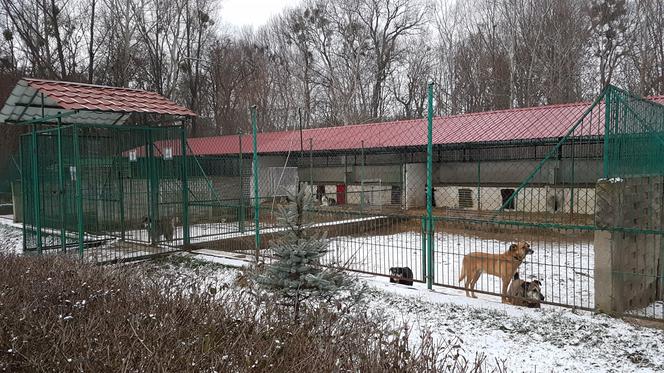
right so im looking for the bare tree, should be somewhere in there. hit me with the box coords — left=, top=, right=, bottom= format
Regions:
left=623, top=0, right=664, bottom=95
left=588, top=0, right=632, bottom=90
left=345, top=0, right=424, bottom=119
left=389, top=36, right=433, bottom=118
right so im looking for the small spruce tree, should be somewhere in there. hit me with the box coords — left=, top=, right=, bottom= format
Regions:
left=258, top=188, right=348, bottom=321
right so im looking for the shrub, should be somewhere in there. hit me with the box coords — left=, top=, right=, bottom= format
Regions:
left=0, top=252, right=501, bottom=372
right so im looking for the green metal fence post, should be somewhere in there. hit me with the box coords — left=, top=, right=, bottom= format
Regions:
left=73, top=125, right=85, bottom=258
left=570, top=137, right=575, bottom=215
left=251, top=106, right=260, bottom=252
left=118, top=164, right=126, bottom=241
left=238, top=131, right=245, bottom=233
left=181, top=127, right=190, bottom=246
left=56, top=116, right=66, bottom=252
left=426, top=81, right=435, bottom=290
left=477, top=159, right=481, bottom=211
left=309, top=138, right=313, bottom=198
left=19, top=139, right=27, bottom=251
left=30, top=124, right=42, bottom=253
left=360, top=140, right=365, bottom=212
left=603, top=87, right=612, bottom=178
left=421, top=216, right=426, bottom=281
left=146, top=129, right=158, bottom=244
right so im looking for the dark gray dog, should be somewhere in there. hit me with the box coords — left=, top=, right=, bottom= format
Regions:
left=507, top=272, right=545, bottom=308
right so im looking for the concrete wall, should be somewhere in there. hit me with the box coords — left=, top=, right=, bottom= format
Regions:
left=299, top=182, right=395, bottom=207
left=594, top=177, right=664, bottom=315
left=438, top=159, right=602, bottom=185
left=249, top=156, right=289, bottom=204
left=405, top=163, right=426, bottom=209
left=298, top=164, right=401, bottom=185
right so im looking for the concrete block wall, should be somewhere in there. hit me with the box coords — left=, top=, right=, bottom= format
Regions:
left=594, top=177, right=664, bottom=315
left=299, top=182, right=395, bottom=207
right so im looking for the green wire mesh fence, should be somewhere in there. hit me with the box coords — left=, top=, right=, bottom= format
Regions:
left=234, top=85, right=664, bottom=320
left=14, top=84, right=664, bottom=320
left=20, top=124, right=191, bottom=262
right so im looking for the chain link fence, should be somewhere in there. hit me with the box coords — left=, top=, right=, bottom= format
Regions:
left=13, top=84, right=664, bottom=321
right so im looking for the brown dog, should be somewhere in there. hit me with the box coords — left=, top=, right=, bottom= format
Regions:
left=141, top=216, right=176, bottom=245
left=507, top=272, right=544, bottom=308
left=458, top=241, right=533, bottom=303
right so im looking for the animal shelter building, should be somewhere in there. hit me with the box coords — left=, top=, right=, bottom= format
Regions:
left=182, top=95, right=662, bottom=216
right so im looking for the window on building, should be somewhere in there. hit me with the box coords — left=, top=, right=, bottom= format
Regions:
left=501, top=189, right=516, bottom=210
left=458, top=188, right=473, bottom=208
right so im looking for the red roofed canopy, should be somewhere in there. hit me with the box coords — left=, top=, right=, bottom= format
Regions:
left=0, top=78, right=196, bottom=125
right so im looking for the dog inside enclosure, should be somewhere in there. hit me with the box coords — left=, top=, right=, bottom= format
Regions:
left=458, top=241, right=533, bottom=303
left=321, top=195, right=337, bottom=206
left=141, top=216, right=177, bottom=245
left=389, top=266, right=414, bottom=286
left=507, top=272, right=545, bottom=308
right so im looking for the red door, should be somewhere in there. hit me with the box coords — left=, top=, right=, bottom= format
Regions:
left=336, top=184, right=346, bottom=205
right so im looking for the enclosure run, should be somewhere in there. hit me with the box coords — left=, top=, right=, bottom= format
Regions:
left=1, top=79, right=663, bottom=322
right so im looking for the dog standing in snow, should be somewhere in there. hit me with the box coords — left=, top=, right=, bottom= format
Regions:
left=458, top=241, right=533, bottom=303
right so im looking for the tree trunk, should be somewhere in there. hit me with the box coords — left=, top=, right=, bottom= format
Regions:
left=88, top=0, right=96, bottom=83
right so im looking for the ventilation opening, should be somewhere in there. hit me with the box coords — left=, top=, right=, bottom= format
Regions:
left=391, top=185, right=401, bottom=205
left=458, top=188, right=473, bottom=208
left=501, top=189, right=516, bottom=210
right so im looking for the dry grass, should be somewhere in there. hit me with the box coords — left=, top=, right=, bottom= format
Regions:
left=0, top=253, right=505, bottom=372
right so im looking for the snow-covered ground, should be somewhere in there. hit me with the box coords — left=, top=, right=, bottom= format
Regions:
left=149, top=250, right=664, bottom=372
left=366, top=277, right=664, bottom=372
left=0, top=221, right=22, bottom=254
left=2, top=219, right=664, bottom=372
left=326, top=232, right=595, bottom=309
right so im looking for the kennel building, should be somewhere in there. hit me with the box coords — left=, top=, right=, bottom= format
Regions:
left=182, top=95, right=664, bottom=217
left=0, top=78, right=200, bottom=262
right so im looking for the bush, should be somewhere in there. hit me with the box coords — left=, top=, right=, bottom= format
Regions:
left=0, top=253, right=501, bottom=372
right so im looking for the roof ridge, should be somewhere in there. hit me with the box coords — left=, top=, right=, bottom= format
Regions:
left=190, top=101, right=592, bottom=141
left=24, top=78, right=154, bottom=94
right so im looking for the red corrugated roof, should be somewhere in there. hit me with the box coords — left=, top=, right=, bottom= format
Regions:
left=184, top=96, right=664, bottom=156
left=24, top=78, right=196, bottom=117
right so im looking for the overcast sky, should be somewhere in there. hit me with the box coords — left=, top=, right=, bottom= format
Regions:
left=219, top=0, right=300, bottom=29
